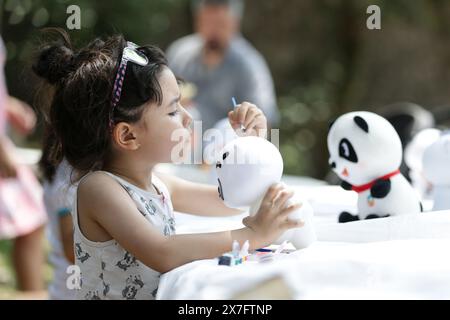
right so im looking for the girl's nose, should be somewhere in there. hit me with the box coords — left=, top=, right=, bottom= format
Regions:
left=181, top=105, right=193, bottom=129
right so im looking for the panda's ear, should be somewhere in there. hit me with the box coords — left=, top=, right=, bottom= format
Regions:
left=354, top=116, right=369, bottom=133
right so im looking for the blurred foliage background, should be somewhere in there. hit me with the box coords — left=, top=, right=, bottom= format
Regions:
left=1, top=0, right=450, bottom=179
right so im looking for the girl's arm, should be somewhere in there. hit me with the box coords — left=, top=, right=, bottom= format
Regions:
left=78, top=172, right=301, bottom=273
left=0, top=97, right=36, bottom=178
left=157, top=172, right=242, bottom=217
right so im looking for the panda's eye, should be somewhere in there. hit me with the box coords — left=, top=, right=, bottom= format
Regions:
left=339, top=138, right=358, bottom=163
left=342, top=143, right=350, bottom=157
left=222, top=152, right=229, bottom=160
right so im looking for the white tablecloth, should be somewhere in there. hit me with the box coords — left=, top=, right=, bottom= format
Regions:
left=158, top=181, right=450, bottom=300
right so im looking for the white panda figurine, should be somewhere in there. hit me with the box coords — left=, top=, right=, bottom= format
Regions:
left=327, top=111, right=422, bottom=223
left=404, top=128, right=441, bottom=199
left=422, top=132, right=450, bottom=211
left=215, top=136, right=316, bottom=249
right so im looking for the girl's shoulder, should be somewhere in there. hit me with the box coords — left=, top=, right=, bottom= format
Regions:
left=75, top=171, right=141, bottom=243
left=78, top=171, right=120, bottom=192
left=77, top=171, right=134, bottom=212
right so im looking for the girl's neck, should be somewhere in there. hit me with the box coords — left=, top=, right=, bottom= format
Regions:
left=103, top=157, right=156, bottom=193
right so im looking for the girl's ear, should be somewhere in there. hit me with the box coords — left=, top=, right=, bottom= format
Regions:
left=112, top=122, right=141, bottom=150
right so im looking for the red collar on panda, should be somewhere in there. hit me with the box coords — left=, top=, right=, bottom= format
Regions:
left=351, top=169, right=401, bottom=193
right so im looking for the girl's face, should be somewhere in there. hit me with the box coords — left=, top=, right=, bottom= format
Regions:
left=136, top=67, right=193, bottom=164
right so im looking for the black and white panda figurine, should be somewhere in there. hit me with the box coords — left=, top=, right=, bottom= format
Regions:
left=327, top=111, right=422, bottom=223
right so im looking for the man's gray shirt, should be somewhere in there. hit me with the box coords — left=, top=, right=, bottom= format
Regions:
left=167, top=34, right=279, bottom=132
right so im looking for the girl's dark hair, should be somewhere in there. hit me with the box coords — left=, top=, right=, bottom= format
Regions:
left=34, top=29, right=167, bottom=181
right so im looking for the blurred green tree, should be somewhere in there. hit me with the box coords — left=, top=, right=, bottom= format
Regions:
left=1, top=0, right=450, bottom=179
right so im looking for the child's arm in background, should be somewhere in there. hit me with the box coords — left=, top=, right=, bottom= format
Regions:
left=78, top=172, right=302, bottom=273
left=157, top=102, right=269, bottom=217
left=0, top=97, right=36, bottom=178
left=6, top=97, right=36, bottom=135
left=0, top=136, right=17, bottom=178
left=58, top=210, right=74, bottom=264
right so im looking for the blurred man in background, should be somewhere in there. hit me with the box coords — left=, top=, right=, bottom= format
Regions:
left=166, top=0, right=279, bottom=133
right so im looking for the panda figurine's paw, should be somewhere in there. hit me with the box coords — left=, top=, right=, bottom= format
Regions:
left=338, top=212, right=360, bottom=223
left=370, top=179, right=391, bottom=198
left=340, top=180, right=353, bottom=191
left=365, top=214, right=390, bottom=220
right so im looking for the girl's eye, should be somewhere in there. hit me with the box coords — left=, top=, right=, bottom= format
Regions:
left=168, top=110, right=179, bottom=117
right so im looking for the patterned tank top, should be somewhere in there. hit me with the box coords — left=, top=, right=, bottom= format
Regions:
left=72, top=171, right=176, bottom=300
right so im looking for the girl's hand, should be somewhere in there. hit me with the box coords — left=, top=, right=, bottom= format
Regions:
left=228, top=102, right=267, bottom=138
left=242, top=183, right=304, bottom=246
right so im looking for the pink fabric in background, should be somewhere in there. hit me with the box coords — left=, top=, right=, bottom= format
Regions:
left=0, top=36, right=47, bottom=239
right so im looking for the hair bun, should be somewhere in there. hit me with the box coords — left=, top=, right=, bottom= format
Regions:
left=33, top=45, right=75, bottom=84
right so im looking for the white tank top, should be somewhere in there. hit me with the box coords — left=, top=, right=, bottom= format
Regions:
left=72, top=171, right=176, bottom=300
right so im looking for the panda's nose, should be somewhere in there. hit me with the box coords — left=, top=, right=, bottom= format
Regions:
left=329, top=159, right=336, bottom=169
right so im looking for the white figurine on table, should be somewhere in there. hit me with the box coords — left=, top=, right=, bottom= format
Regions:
left=422, top=132, right=450, bottom=211
left=215, top=136, right=316, bottom=250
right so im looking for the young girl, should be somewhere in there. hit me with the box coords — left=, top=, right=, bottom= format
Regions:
left=33, top=30, right=303, bottom=300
